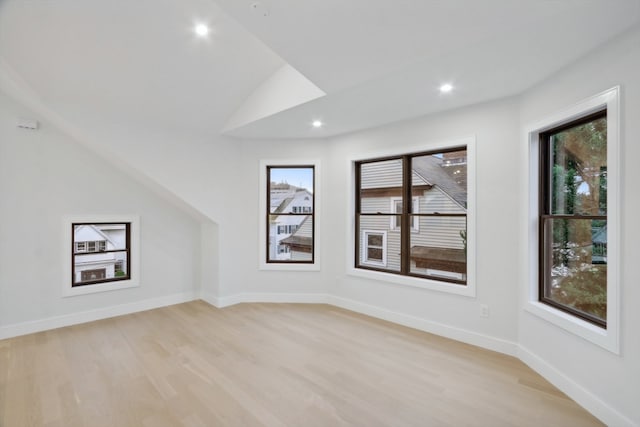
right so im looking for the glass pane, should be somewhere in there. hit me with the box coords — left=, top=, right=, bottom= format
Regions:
left=269, top=167, right=314, bottom=214
left=73, top=251, right=128, bottom=285
left=542, top=218, right=607, bottom=321
left=550, top=116, right=607, bottom=215
left=73, top=223, right=128, bottom=251
left=268, top=215, right=313, bottom=262
left=367, top=247, right=383, bottom=261
left=359, top=159, right=402, bottom=214
left=368, top=234, right=383, bottom=247
left=412, top=150, right=467, bottom=214
left=358, top=215, right=399, bottom=272
left=409, top=216, right=466, bottom=282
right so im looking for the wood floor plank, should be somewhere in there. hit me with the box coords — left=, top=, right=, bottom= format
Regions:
left=0, top=301, right=603, bottom=426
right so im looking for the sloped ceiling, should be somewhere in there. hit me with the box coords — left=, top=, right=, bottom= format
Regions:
left=1, top=0, right=639, bottom=140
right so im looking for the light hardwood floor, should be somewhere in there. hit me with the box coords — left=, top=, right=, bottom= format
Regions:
left=0, top=301, right=602, bottom=426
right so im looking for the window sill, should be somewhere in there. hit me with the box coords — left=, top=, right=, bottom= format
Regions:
left=64, top=279, right=139, bottom=297
left=524, top=301, right=618, bottom=354
left=259, top=263, right=320, bottom=272
left=347, top=267, right=475, bottom=297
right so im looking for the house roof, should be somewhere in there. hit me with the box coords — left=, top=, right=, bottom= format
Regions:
left=74, top=225, right=117, bottom=246
left=281, top=216, right=313, bottom=249
left=413, top=155, right=467, bottom=208
left=273, top=197, right=294, bottom=214
left=593, top=225, right=607, bottom=244
left=280, top=235, right=312, bottom=248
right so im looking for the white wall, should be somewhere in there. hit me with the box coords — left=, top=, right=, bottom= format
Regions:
left=325, top=97, right=521, bottom=348
left=518, top=26, right=640, bottom=426
left=223, top=138, right=330, bottom=298
left=0, top=91, right=202, bottom=331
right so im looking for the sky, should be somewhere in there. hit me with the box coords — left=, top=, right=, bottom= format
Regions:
left=270, top=167, right=314, bottom=192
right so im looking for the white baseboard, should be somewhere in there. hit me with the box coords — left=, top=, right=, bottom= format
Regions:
left=518, top=345, right=635, bottom=427
left=203, top=292, right=329, bottom=308
left=0, top=292, right=198, bottom=340
left=327, top=295, right=519, bottom=356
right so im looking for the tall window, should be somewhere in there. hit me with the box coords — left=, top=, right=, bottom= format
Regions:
left=266, top=166, right=315, bottom=263
left=355, top=148, right=467, bottom=284
left=539, top=110, right=607, bottom=327
left=72, top=223, right=130, bottom=287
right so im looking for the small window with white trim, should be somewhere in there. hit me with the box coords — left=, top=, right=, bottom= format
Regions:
left=362, top=230, right=387, bottom=267
left=64, top=215, right=140, bottom=297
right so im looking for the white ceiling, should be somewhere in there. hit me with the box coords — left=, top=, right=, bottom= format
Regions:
left=1, top=0, right=639, bottom=140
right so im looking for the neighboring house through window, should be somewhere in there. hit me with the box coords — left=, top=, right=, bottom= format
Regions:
left=355, top=148, right=468, bottom=284
left=72, top=223, right=130, bottom=287
left=266, top=166, right=315, bottom=263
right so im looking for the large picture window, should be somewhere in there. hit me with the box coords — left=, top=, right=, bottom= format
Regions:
left=266, top=166, right=315, bottom=263
left=539, top=110, right=607, bottom=327
left=72, top=223, right=131, bottom=287
left=355, top=148, right=467, bottom=284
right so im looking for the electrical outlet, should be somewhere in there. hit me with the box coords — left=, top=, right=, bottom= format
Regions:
left=480, top=304, right=490, bottom=318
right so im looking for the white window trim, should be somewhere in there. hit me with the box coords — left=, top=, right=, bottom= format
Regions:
left=259, top=159, right=321, bottom=271
left=347, top=136, right=476, bottom=298
left=525, top=86, right=620, bottom=354
left=361, top=230, right=387, bottom=267
left=63, top=215, right=141, bottom=297
left=389, top=197, right=419, bottom=232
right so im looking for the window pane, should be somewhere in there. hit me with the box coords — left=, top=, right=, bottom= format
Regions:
left=269, top=167, right=314, bottom=214
left=74, top=251, right=128, bottom=285
left=409, top=216, right=466, bottom=281
left=358, top=216, right=399, bottom=271
left=549, top=116, right=606, bottom=216
left=412, top=150, right=467, bottom=213
left=542, top=218, right=607, bottom=322
left=359, top=159, right=402, bottom=213
left=73, top=224, right=128, bottom=251
left=368, top=234, right=383, bottom=247
left=268, top=215, right=313, bottom=262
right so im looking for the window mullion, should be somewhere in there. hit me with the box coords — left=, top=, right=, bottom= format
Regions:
left=401, top=155, right=411, bottom=275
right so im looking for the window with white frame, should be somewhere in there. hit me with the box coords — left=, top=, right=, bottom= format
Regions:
left=362, top=230, right=387, bottom=267
left=526, top=87, right=619, bottom=353
left=390, top=197, right=419, bottom=231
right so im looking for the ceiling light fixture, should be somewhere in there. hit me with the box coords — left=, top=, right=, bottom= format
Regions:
left=194, top=24, right=210, bottom=37
left=439, top=83, right=454, bottom=93
left=312, top=120, right=323, bottom=128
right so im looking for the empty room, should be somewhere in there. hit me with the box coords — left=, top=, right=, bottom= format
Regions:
left=0, top=0, right=639, bottom=425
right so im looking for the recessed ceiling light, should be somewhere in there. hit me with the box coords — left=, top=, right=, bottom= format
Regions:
left=312, top=120, right=323, bottom=128
left=194, top=24, right=209, bottom=37
left=439, top=83, right=454, bottom=93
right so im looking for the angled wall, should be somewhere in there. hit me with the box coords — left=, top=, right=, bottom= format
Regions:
left=0, top=91, right=203, bottom=335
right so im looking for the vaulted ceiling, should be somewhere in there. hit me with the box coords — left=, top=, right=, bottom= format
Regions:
left=1, top=0, right=638, bottom=140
